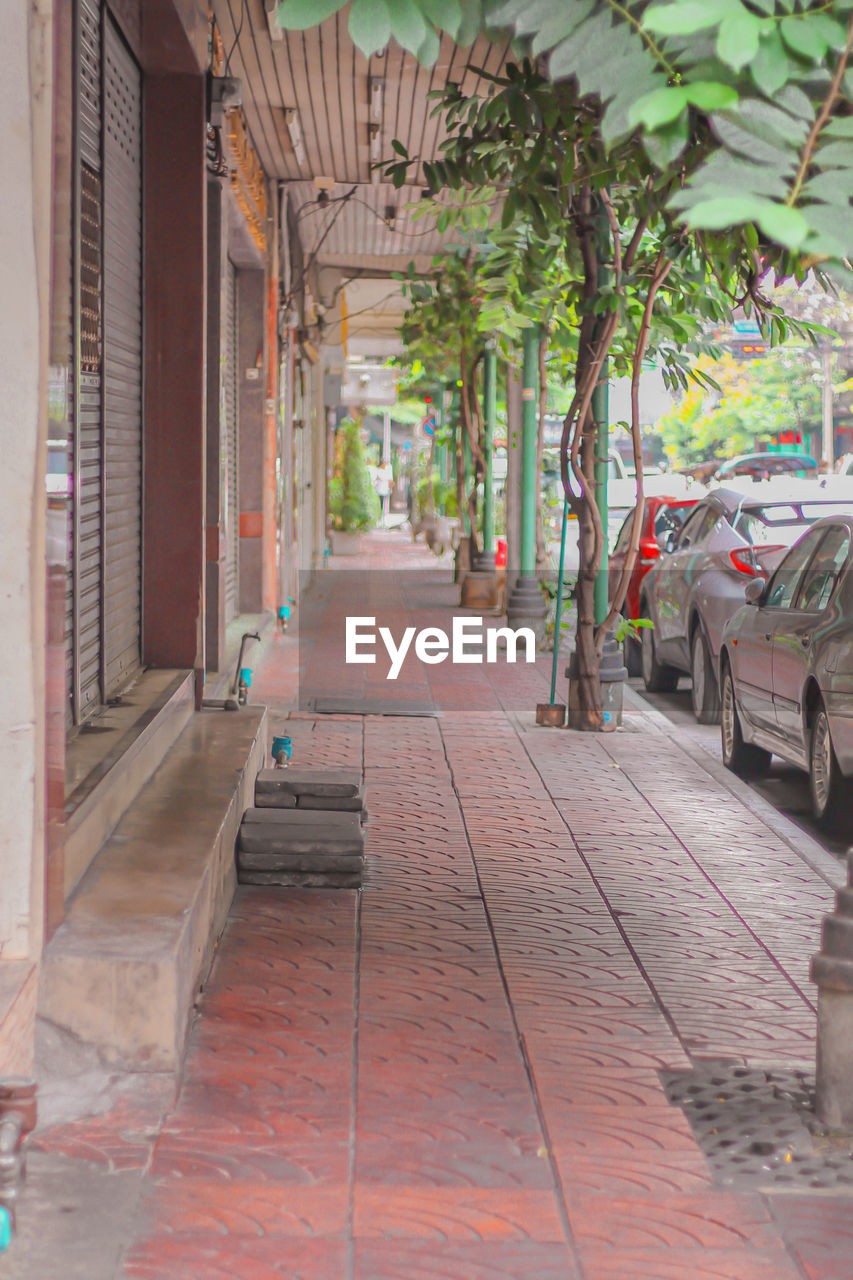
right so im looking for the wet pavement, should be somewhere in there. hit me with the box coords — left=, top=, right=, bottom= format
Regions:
left=5, top=529, right=853, bottom=1280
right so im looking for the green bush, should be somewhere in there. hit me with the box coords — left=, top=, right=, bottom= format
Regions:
left=328, top=418, right=380, bottom=533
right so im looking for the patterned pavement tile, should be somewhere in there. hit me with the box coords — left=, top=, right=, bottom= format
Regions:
left=20, top=541, right=849, bottom=1280
left=576, top=1247, right=803, bottom=1280
left=138, top=1180, right=348, bottom=1237
left=122, top=1235, right=348, bottom=1280
left=567, top=1192, right=779, bottom=1250
left=352, top=1186, right=565, bottom=1241
left=352, top=1240, right=579, bottom=1279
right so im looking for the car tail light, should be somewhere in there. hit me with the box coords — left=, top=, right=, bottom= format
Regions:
left=639, top=537, right=659, bottom=565
left=730, top=545, right=785, bottom=577
left=730, top=548, right=758, bottom=576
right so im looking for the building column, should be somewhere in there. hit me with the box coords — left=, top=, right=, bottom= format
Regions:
left=478, top=341, right=497, bottom=571
left=506, top=328, right=547, bottom=635
left=0, top=0, right=53, bottom=1075
left=237, top=267, right=266, bottom=613
left=143, top=73, right=207, bottom=699
left=205, top=178, right=226, bottom=672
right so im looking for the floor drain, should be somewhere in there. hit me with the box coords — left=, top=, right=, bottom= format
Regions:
left=661, top=1062, right=853, bottom=1192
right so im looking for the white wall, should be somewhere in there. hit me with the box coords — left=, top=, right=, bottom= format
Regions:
left=0, top=1, right=53, bottom=958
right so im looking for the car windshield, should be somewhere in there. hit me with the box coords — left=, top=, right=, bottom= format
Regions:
left=735, top=500, right=853, bottom=549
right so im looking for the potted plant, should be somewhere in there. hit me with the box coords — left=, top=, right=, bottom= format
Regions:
left=328, top=416, right=379, bottom=555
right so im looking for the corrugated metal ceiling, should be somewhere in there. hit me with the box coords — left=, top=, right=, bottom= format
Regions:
left=211, top=1, right=508, bottom=349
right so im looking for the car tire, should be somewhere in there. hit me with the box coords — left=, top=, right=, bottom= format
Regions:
left=809, top=703, right=853, bottom=831
left=640, top=610, right=679, bottom=693
left=721, top=664, right=771, bottom=777
left=690, top=627, right=721, bottom=725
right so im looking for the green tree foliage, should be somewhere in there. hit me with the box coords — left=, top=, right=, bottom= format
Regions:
left=276, top=0, right=853, bottom=270
left=328, top=417, right=380, bottom=532
left=656, top=349, right=827, bottom=463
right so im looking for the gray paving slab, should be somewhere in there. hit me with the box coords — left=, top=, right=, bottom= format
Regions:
left=255, top=767, right=362, bottom=797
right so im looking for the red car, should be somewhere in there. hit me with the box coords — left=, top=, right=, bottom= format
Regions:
left=609, top=496, right=698, bottom=673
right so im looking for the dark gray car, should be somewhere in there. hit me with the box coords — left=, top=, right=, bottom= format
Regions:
left=639, top=485, right=853, bottom=724
left=718, top=516, right=853, bottom=829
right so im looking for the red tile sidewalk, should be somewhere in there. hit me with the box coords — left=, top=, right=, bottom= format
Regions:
left=10, top=530, right=850, bottom=1280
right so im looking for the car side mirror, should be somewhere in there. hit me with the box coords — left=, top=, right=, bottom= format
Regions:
left=744, top=578, right=766, bottom=606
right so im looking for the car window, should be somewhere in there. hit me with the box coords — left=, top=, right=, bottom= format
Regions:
left=677, top=505, right=719, bottom=548
left=613, top=510, right=634, bottom=555
left=794, top=528, right=850, bottom=612
left=653, top=503, right=693, bottom=542
left=735, top=509, right=811, bottom=549
left=764, top=528, right=826, bottom=609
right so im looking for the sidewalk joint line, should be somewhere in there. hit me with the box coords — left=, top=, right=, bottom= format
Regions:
left=437, top=720, right=587, bottom=1279
left=507, top=718, right=696, bottom=1067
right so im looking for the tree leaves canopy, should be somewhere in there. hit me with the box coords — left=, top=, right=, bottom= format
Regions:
left=276, top=0, right=853, bottom=271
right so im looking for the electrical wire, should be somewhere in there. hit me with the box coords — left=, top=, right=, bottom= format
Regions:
left=224, top=0, right=247, bottom=77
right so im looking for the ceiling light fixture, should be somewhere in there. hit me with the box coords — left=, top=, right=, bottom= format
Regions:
left=370, top=78, right=383, bottom=122
left=285, top=108, right=306, bottom=167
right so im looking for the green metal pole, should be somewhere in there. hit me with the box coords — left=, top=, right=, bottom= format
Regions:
left=435, top=388, right=446, bottom=491
left=482, top=342, right=496, bottom=559
left=520, top=326, right=539, bottom=577
left=462, top=419, right=472, bottom=538
left=549, top=500, right=570, bottom=704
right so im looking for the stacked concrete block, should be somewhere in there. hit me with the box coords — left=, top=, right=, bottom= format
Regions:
left=237, top=769, right=365, bottom=888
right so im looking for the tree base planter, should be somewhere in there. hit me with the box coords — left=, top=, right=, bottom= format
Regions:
left=329, top=530, right=362, bottom=556
left=506, top=574, right=548, bottom=645
left=565, top=634, right=627, bottom=731
left=460, top=570, right=499, bottom=610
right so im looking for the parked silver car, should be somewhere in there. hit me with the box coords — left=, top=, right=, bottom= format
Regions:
left=639, top=485, right=853, bottom=724
left=718, top=516, right=853, bottom=829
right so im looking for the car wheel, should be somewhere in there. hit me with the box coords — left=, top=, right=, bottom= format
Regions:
left=721, top=664, right=771, bottom=777
left=690, top=627, right=721, bottom=725
left=640, top=610, right=679, bottom=693
left=809, top=703, right=853, bottom=831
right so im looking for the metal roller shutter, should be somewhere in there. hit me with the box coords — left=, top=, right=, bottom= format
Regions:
left=73, top=0, right=104, bottom=721
left=224, top=259, right=239, bottom=622
left=102, top=17, right=142, bottom=696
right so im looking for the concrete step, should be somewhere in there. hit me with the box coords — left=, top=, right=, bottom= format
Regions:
left=39, top=707, right=267, bottom=1071
left=64, top=672, right=195, bottom=897
left=237, top=822, right=364, bottom=857
left=237, top=869, right=363, bottom=889
left=254, top=768, right=361, bottom=799
left=242, top=807, right=361, bottom=830
left=238, top=846, right=363, bottom=873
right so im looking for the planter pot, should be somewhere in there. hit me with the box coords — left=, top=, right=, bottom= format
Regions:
left=565, top=634, right=627, bottom=731
left=329, top=530, right=362, bottom=556
left=460, top=570, right=499, bottom=609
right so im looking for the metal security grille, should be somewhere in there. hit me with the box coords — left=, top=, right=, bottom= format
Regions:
left=224, top=259, right=239, bottom=622
left=71, top=0, right=104, bottom=721
left=102, top=16, right=142, bottom=696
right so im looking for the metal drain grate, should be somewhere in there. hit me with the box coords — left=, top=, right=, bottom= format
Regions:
left=661, top=1062, right=853, bottom=1191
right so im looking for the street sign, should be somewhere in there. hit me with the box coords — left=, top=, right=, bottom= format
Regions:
left=422, top=415, right=436, bottom=437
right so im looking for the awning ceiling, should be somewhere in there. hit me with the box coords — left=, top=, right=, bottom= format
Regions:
left=212, top=0, right=508, bottom=355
